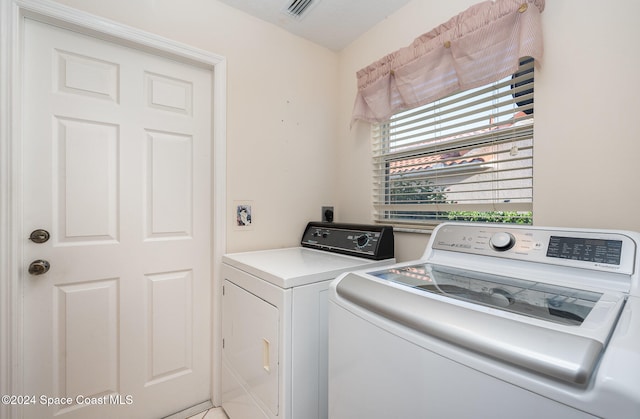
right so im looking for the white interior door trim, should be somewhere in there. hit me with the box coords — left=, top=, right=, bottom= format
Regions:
left=0, top=0, right=227, bottom=415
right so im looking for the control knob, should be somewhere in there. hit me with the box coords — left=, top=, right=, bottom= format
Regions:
left=490, top=232, right=515, bottom=251
left=356, top=234, right=369, bottom=248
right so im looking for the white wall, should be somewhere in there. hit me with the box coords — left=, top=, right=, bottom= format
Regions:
left=336, top=0, right=640, bottom=261
left=534, top=0, right=640, bottom=229
left=51, top=0, right=339, bottom=253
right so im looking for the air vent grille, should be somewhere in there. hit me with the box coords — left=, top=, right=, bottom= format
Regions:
left=283, top=0, right=316, bottom=19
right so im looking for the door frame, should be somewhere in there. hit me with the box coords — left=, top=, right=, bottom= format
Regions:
left=0, top=0, right=227, bottom=415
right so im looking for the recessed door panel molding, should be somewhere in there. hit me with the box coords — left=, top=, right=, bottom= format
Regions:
left=144, top=71, right=193, bottom=115
left=54, top=278, right=119, bottom=413
left=55, top=116, right=120, bottom=244
left=146, top=270, right=193, bottom=385
left=55, top=49, right=120, bottom=103
left=144, top=129, right=193, bottom=240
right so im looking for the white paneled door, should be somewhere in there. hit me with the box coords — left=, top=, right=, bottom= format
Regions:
left=22, top=19, right=212, bottom=419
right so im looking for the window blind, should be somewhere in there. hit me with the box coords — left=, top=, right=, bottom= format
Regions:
left=372, top=59, right=534, bottom=229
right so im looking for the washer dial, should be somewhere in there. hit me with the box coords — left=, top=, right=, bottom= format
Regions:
left=490, top=232, right=515, bottom=251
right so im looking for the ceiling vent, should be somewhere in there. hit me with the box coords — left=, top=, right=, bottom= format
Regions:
left=282, top=0, right=320, bottom=20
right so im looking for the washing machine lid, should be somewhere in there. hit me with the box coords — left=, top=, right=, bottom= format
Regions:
left=223, top=247, right=394, bottom=288
left=336, top=264, right=626, bottom=386
left=372, top=263, right=606, bottom=326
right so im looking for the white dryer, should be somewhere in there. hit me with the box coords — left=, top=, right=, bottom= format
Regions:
left=221, top=222, right=394, bottom=419
left=329, top=222, right=640, bottom=419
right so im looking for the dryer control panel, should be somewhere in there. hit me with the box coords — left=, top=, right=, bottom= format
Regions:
left=301, top=222, right=394, bottom=260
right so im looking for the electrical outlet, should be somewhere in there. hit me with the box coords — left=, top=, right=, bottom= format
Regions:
left=321, top=206, right=334, bottom=222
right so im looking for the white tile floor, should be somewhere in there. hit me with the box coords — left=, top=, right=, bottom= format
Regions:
left=186, top=407, right=228, bottom=419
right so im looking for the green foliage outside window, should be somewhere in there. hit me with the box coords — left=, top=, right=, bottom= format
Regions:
left=390, top=178, right=447, bottom=204
left=389, top=178, right=532, bottom=224
left=447, top=211, right=532, bottom=224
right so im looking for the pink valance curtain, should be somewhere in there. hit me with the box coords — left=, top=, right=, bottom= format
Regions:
left=352, top=0, right=545, bottom=125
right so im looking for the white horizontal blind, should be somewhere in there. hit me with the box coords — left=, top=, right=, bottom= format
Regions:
left=373, top=59, right=534, bottom=229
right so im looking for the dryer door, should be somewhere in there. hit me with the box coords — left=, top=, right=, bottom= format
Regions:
left=222, top=279, right=279, bottom=416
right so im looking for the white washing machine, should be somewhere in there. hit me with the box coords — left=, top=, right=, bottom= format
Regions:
left=221, top=222, right=394, bottom=419
left=329, top=222, right=640, bottom=419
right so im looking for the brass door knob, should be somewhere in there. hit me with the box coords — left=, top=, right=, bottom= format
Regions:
left=28, top=259, right=50, bottom=275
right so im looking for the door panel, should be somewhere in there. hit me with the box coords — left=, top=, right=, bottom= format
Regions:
left=56, top=117, right=119, bottom=242
left=22, top=18, right=212, bottom=419
left=55, top=279, right=119, bottom=400
left=145, top=72, right=193, bottom=114
left=146, top=270, right=193, bottom=383
left=145, top=130, right=193, bottom=238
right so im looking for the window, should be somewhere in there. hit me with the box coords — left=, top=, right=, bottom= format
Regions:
left=372, top=58, right=534, bottom=229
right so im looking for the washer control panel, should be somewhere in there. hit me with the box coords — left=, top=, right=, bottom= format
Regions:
left=301, top=222, right=394, bottom=260
left=431, top=223, right=636, bottom=275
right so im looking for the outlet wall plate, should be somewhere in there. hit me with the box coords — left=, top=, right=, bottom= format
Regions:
left=321, top=206, right=334, bottom=222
